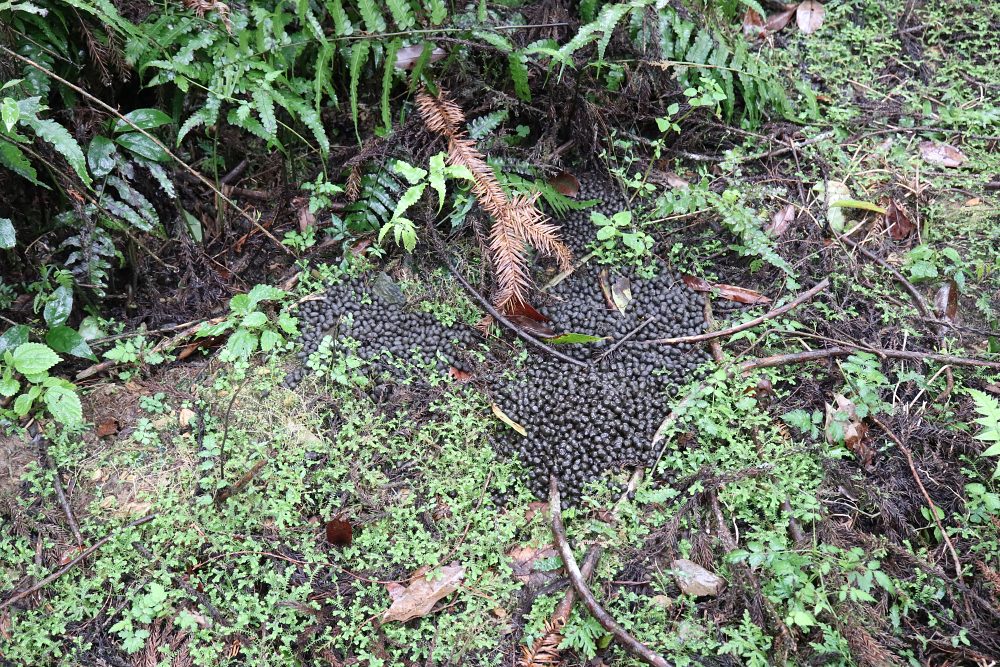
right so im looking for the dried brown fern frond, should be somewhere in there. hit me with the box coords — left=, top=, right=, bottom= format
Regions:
left=416, top=88, right=573, bottom=313
left=518, top=618, right=565, bottom=667
left=182, top=0, right=232, bottom=32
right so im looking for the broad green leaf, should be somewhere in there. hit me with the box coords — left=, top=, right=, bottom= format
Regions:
left=43, top=285, right=73, bottom=327
left=276, top=312, right=298, bottom=334
left=1, top=97, right=19, bottom=132
left=0, top=375, right=18, bottom=397
left=596, top=225, right=617, bottom=241
left=24, top=117, right=91, bottom=185
left=829, top=199, right=887, bottom=215
left=196, top=320, right=233, bottom=338
left=13, top=391, right=35, bottom=417
left=0, top=325, right=29, bottom=354
left=259, top=328, right=282, bottom=351
left=45, top=326, right=97, bottom=361
left=87, top=135, right=118, bottom=178
left=247, top=284, right=285, bottom=307
left=113, top=108, right=172, bottom=133
left=546, top=332, right=606, bottom=344
left=44, top=385, right=83, bottom=425
left=115, top=132, right=170, bottom=162
left=11, top=342, right=61, bottom=375
left=225, top=327, right=258, bottom=360
left=229, top=294, right=252, bottom=315
left=241, top=312, right=268, bottom=329
left=0, top=217, right=14, bottom=249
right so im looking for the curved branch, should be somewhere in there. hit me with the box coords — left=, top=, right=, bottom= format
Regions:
left=645, top=278, right=830, bottom=345
left=548, top=476, right=672, bottom=667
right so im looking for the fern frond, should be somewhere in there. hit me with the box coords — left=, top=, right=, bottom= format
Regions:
left=349, top=39, right=371, bottom=141
left=518, top=619, right=565, bottom=667
left=385, top=0, right=414, bottom=29
left=467, top=110, right=508, bottom=140
left=508, top=51, right=531, bottom=102
left=381, top=38, right=400, bottom=131
left=357, top=0, right=386, bottom=32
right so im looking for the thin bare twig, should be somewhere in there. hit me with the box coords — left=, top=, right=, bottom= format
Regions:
left=871, top=418, right=963, bottom=581
left=442, top=256, right=589, bottom=368
left=548, top=476, right=672, bottom=667
left=598, top=317, right=655, bottom=362
left=644, top=278, right=830, bottom=345
left=740, top=346, right=1000, bottom=372
left=0, top=514, right=157, bottom=611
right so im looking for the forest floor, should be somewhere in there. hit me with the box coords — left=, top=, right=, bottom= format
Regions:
left=2, top=2, right=1000, bottom=666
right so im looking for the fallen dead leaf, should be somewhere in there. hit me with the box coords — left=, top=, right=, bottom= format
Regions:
left=508, top=315, right=556, bottom=338
left=884, top=199, right=915, bottom=240
left=796, top=0, right=825, bottom=34
left=492, top=403, right=526, bottom=436
left=448, top=367, right=472, bottom=382
left=766, top=4, right=799, bottom=32
left=394, top=43, right=447, bottom=71
left=612, top=275, right=632, bottom=314
left=96, top=419, right=118, bottom=438
left=508, top=544, right=560, bottom=587
left=682, top=275, right=771, bottom=305
left=934, top=279, right=959, bottom=323
left=824, top=394, right=874, bottom=467
left=964, top=197, right=981, bottom=207
left=766, top=203, right=796, bottom=238
left=742, top=8, right=765, bottom=39
left=548, top=171, right=580, bottom=197
left=919, top=141, right=967, bottom=168
left=382, top=563, right=464, bottom=623
left=178, top=408, right=197, bottom=430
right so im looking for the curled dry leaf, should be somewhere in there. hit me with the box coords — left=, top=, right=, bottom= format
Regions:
left=448, top=366, right=473, bottom=382
left=395, top=44, right=447, bottom=71
left=492, top=403, right=527, bottom=436
left=934, top=279, right=959, bottom=323
left=382, top=563, right=465, bottom=623
left=884, top=199, right=915, bottom=240
left=824, top=394, right=874, bottom=467
left=796, top=0, right=825, bottom=34
left=919, top=141, right=967, bottom=168
left=548, top=171, right=580, bottom=198
left=612, top=275, right=632, bottom=314
left=742, top=8, right=765, bottom=39
left=766, top=4, right=799, bottom=32
left=681, top=275, right=771, bottom=305
left=767, top=203, right=796, bottom=238
left=96, top=419, right=118, bottom=438
left=508, top=315, right=556, bottom=338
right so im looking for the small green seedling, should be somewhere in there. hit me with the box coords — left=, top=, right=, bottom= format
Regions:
left=197, top=284, right=297, bottom=361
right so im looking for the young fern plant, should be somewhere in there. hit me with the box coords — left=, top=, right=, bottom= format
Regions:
left=967, top=388, right=1000, bottom=478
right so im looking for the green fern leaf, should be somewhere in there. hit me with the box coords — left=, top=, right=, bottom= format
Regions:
left=253, top=88, right=278, bottom=139
left=595, top=3, right=632, bottom=63
left=0, top=142, right=42, bottom=186
left=349, top=40, right=371, bottom=141
left=357, top=0, right=386, bottom=33
left=468, top=110, right=508, bottom=139
left=472, top=30, right=514, bottom=53
left=23, top=117, right=91, bottom=185
left=381, top=39, right=401, bottom=131
left=282, top=95, right=330, bottom=154
left=325, top=0, right=354, bottom=35
left=426, top=0, right=446, bottom=25
left=177, top=100, right=220, bottom=144
left=508, top=51, right=531, bottom=102
left=385, top=0, right=414, bottom=29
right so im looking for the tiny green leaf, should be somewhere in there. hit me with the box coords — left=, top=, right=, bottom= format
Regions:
left=545, top=332, right=606, bottom=344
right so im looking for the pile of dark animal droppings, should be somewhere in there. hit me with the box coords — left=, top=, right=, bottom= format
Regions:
left=283, top=176, right=710, bottom=502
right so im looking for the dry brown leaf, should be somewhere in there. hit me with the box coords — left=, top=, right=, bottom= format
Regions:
left=96, top=419, right=118, bottom=438
left=492, top=403, right=527, bottom=436
left=934, top=279, right=959, bottom=323
left=767, top=203, right=796, bottom=237
left=884, top=199, right=915, bottom=240
left=796, top=0, right=825, bottom=34
left=382, top=563, right=464, bottom=623
left=548, top=171, right=580, bottom=197
left=742, top=8, right=766, bottom=39
left=508, top=315, right=556, bottom=338
left=448, top=367, right=472, bottom=382
left=612, top=275, right=632, bottom=314
left=682, top=275, right=771, bottom=304
left=919, top=141, right=967, bottom=168
left=508, top=544, right=559, bottom=584
left=824, top=394, right=873, bottom=467
left=394, top=44, right=446, bottom=70
left=766, top=4, right=799, bottom=31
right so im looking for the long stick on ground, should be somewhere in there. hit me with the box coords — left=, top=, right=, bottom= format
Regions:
left=645, top=278, right=830, bottom=345
left=548, top=476, right=672, bottom=667
left=871, top=417, right=963, bottom=581
left=0, top=514, right=157, bottom=611
left=740, top=346, right=1000, bottom=372
left=442, top=256, right=589, bottom=368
